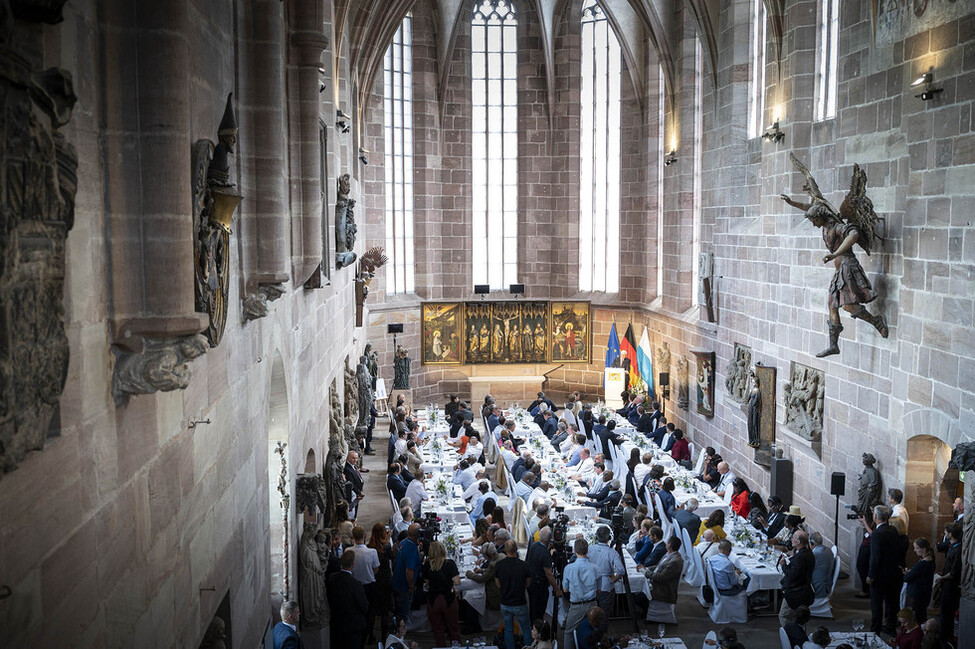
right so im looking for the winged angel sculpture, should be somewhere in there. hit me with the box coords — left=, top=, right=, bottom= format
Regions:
left=781, top=153, right=888, bottom=358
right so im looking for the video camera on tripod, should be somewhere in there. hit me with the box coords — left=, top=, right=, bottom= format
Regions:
left=417, top=512, right=441, bottom=553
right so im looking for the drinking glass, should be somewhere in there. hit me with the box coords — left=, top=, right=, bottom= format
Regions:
left=658, top=623, right=666, bottom=639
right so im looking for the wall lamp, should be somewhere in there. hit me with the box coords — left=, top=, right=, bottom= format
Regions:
left=911, top=69, right=943, bottom=101
left=358, top=147, right=369, bottom=165
left=664, top=150, right=678, bottom=166
left=336, top=109, right=351, bottom=133
left=762, top=121, right=785, bottom=144
left=318, top=67, right=327, bottom=94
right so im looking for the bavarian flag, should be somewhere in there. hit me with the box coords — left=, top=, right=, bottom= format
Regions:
left=637, top=326, right=654, bottom=395
left=620, top=323, right=639, bottom=387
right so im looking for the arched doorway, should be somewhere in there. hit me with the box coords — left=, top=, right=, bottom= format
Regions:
left=267, top=352, right=289, bottom=604
left=905, top=434, right=960, bottom=544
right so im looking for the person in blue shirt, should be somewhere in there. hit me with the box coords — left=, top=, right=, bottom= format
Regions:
left=487, top=405, right=501, bottom=434
left=634, top=526, right=666, bottom=569
left=391, top=524, right=422, bottom=623
left=706, top=540, right=750, bottom=595
left=561, top=538, right=598, bottom=649
left=470, top=492, right=496, bottom=527
left=587, top=526, right=624, bottom=615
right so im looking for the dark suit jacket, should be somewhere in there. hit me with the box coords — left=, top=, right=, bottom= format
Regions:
left=327, top=570, right=369, bottom=634
left=781, top=547, right=816, bottom=608
left=344, top=462, right=364, bottom=498
left=672, top=509, right=702, bottom=541
left=387, top=474, right=408, bottom=502
left=487, top=414, right=500, bottom=431
left=626, top=410, right=641, bottom=427
left=597, top=428, right=625, bottom=455
left=658, top=489, right=677, bottom=521
left=584, top=489, right=622, bottom=519
left=649, top=426, right=668, bottom=447
left=635, top=539, right=666, bottom=567
left=272, top=621, right=303, bottom=649
left=541, top=418, right=557, bottom=439
left=868, top=523, right=903, bottom=590
left=784, top=622, right=808, bottom=649
left=450, top=408, right=473, bottom=435
left=636, top=413, right=654, bottom=433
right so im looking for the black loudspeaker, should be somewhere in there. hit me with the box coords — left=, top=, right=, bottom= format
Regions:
left=830, top=472, right=846, bottom=497
left=509, top=283, right=525, bottom=294
left=387, top=323, right=404, bottom=334
left=473, top=284, right=490, bottom=294
left=770, top=458, right=794, bottom=507
left=659, top=372, right=670, bottom=387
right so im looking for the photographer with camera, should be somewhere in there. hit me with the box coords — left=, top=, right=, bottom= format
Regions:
left=527, top=527, right=562, bottom=623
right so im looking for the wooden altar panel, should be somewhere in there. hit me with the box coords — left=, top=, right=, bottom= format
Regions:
left=754, top=364, right=777, bottom=468
left=420, top=302, right=463, bottom=365
left=549, top=302, right=591, bottom=363
left=465, top=301, right=547, bottom=364
left=692, top=350, right=715, bottom=418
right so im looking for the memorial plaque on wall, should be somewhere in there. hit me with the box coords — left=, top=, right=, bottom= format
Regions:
left=421, top=303, right=463, bottom=365
left=692, top=350, right=715, bottom=418
left=753, top=364, right=777, bottom=468
left=550, top=302, right=591, bottom=363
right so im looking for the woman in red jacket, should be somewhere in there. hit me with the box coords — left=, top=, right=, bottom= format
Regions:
left=669, top=429, right=691, bottom=464
left=730, top=477, right=751, bottom=518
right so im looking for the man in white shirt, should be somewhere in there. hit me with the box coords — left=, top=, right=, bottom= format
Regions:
left=500, top=442, right=519, bottom=470
left=405, top=477, right=428, bottom=515
left=714, top=461, right=736, bottom=498
left=463, top=435, right=483, bottom=461
left=569, top=448, right=595, bottom=485
left=453, top=459, right=478, bottom=491
left=888, top=488, right=909, bottom=529
left=697, top=529, right=721, bottom=560
left=394, top=429, right=409, bottom=457
left=528, top=502, right=550, bottom=537
left=462, top=474, right=489, bottom=502
left=633, top=453, right=653, bottom=489
left=585, top=464, right=609, bottom=498
left=529, top=482, right=555, bottom=509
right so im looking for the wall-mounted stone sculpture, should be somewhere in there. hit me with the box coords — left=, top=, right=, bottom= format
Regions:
left=354, top=246, right=387, bottom=327
left=783, top=361, right=824, bottom=443
left=193, top=94, right=242, bottom=347
left=676, top=356, right=690, bottom=410
left=295, top=473, right=325, bottom=517
left=364, top=342, right=379, bottom=390
left=725, top=343, right=752, bottom=403
left=242, top=284, right=285, bottom=321
left=356, top=354, right=374, bottom=435
left=698, top=252, right=715, bottom=322
left=393, top=346, right=412, bottom=390
left=297, top=521, right=328, bottom=628
left=781, top=153, right=889, bottom=358
left=0, top=41, right=77, bottom=475
left=112, top=335, right=208, bottom=405
left=335, top=173, right=357, bottom=269
left=856, top=453, right=883, bottom=516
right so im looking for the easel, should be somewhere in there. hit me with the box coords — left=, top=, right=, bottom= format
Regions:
left=374, top=378, right=389, bottom=417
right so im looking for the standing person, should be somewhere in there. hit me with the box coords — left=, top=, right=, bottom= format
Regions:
left=936, top=522, right=962, bottom=643
left=273, top=601, right=303, bottom=649
left=778, top=530, right=816, bottom=626
left=902, top=538, right=936, bottom=627
left=326, top=551, right=370, bottom=649
left=495, top=540, right=533, bottom=649
left=368, top=523, right=395, bottom=642
left=347, top=526, right=381, bottom=644
left=868, top=505, right=903, bottom=635
left=391, top=524, right=422, bottom=624
left=422, top=541, right=461, bottom=647
left=526, top=527, right=561, bottom=624
left=587, top=526, right=624, bottom=614
left=644, top=536, right=684, bottom=610
left=561, top=539, right=598, bottom=649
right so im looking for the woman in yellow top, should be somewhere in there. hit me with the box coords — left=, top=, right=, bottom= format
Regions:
left=695, top=509, right=727, bottom=544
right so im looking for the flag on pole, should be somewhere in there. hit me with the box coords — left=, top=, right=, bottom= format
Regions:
left=605, top=323, right=621, bottom=368
left=620, top=323, right=639, bottom=388
left=637, top=326, right=654, bottom=396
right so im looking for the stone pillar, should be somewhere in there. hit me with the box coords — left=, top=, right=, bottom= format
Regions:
left=240, top=0, right=290, bottom=319
left=288, top=0, right=328, bottom=287
left=102, top=0, right=208, bottom=401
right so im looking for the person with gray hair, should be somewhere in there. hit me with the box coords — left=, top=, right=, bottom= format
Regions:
left=586, top=526, right=624, bottom=615
left=273, top=601, right=301, bottom=649
left=494, top=528, right=511, bottom=545
left=673, top=497, right=703, bottom=543
left=465, top=541, right=502, bottom=613
left=552, top=420, right=570, bottom=447
left=529, top=502, right=550, bottom=537
left=809, top=531, right=834, bottom=598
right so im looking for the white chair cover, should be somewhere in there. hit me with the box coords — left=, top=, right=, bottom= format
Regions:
left=645, top=600, right=677, bottom=624
left=687, top=442, right=696, bottom=466
left=683, top=526, right=705, bottom=587
left=809, top=545, right=842, bottom=618
left=660, top=433, right=672, bottom=452
left=512, top=497, right=529, bottom=545
left=702, top=630, right=718, bottom=648
left=723, top=488, right=734, bottom=505
left=705, top=561, right=748, bottom=624
left=653, top=492, right=673, bottom=541
left=693, top=447, right=707, bottom=475
left=779, top=627, right=793, bottom=649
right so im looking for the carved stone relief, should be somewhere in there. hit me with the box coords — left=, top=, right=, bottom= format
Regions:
left=193, top=93, right=242, bottom=347
left=242, top=283, right=285, bottom=321
left=783, top=361, right=824, bottom=443
left=752, top=364, right=777, bottom=468
left=112, top=335, right=208, bottom=405
left=297, top=521, right=328, bottom=628
left=355, top=354, right=373, bottom=434
left=393, top=345, right=412, bottom=390
left=343, top=362, right=361, bottom=455
left=725, top=343, right=752, bottom=403
left=334, top=173, right=357, bottom=269
left=295, top=473, right=324, bottom=517
left=0, top=36, right=77, bottom=475
left=325, top=381, right=347, bottom=524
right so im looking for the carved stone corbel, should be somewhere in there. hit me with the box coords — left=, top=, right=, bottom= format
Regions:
left=242, top=283, right=286, bottom=321
left=111, top=334, right=208, bottom=406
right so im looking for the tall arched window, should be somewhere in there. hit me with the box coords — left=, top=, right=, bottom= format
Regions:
left=748, top=0, right=767, bottom=139
left=815, top=0, right=839, bottom=121
left=691, top=37, right=703, bottom=307
left=472, top=0, right=518, bottom=290
left=383, top=13, right=415, bottom=294
left=579, top=0, right=621, bottom=294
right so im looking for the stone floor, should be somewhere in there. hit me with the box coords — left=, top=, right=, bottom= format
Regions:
left=354, top=420, right=885, bottom=649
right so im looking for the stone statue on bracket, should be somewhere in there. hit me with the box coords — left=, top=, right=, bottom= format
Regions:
left=725, top=344, right=752, bottom=403
left=783, top=361, right=824, bottom=442
left=781, top=153, right=889, bottom=358
left=112, top=335, right=209, bottom=406
left=393, top=346, right=412, bottom=390
left=297, top=521, right=328, bottom=628
left=856, top=453, right=884, bottom=516
left=324, top=383, right=348, bottom=524
left=343, top=364, right=362, bottom=455
left=335, top=173, right=357, bottom=269
left=364, top=342, right=379, bottom=389
left=356, top=354, right=374, bottom=435
left=743, top=369, right=761, bottom=448
left=0, top=24, right=78, bottom=476
left=676, top=356, right=690, bottom=410
left=192, top=93, right=243, bottom=347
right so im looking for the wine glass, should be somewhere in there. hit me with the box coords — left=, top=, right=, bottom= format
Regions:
left=657, top=623, right=666, bottom=639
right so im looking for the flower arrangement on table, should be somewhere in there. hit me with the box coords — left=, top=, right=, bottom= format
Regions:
left=732, top=526, right=754, bottom=546
left=431, top=436, right=444, bottom=454
left=443, top=531, right=460, bottom=557
left=434, top=475, right=451, bottom=499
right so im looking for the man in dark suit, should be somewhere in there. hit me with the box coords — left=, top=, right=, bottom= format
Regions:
left=273, top=600, right=303, bottom=649
left=645, top=536, right=684, bottom=606
left=634, top=525, right=667, bottom=569
left=528, top=391, right=557, bottom=413
left=647, top=402, right=663, bottom=432
left=540, top=410, right=557, bottom=439
left=649, top=422, right=671, bottom=448
left=449, top=402, right=473, bottom=437
left=635, top=406, right=654, bottom=434
left=867, top=505, right=903, bottom=635
left=487, top=405, right=501, bottom=433
left=669, top=500, right=700, bottom=541
left=344, top=451, right=365, bottom=515
left=597, top=419, right=625, bottom=457
left=580, top=479, right=622, bottom=519
left=778, top=530, right=815, bottom=626
left=327, top=550, right=370, bottom=649
left=387, top=463, right=408, bottom=502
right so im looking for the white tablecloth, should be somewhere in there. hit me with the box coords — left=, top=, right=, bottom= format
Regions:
left=827, top=632, right=886, bottom=648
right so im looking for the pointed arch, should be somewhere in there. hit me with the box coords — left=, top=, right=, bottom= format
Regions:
left=623, top=0, right=676, bottom=122
left=594, top=0, right=646, bottom=114
left=685, top=0, right=718, bottom=91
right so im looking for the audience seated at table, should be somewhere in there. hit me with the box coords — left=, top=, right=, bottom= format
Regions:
left=659, top=477, right=677, bottom=521
left=670, top=429, right=691, bottom=464
left=801, top=626, right=832, bottom=649
left=597, top=420, right=626, bottom=455
left=635, top=405, right=654, bottom=434
left=697, top=529, right=721, bottom=561
left=713, top=462, right=737, bottom=498
left=673, top=498, right=702, bottom=541
left=719, top=627, right=746, bottom=649
left=574, top=606, right=609, bottom=649
left=634, top=525, right=667, bottom=569
left=581, top=478, right=623, bottom=520
left=698, top=448, right=720, bottom=485
left=730, top=478, right=751, bottom=517
left=387, top=463, right=408, bottom=501
left=771, top=509, right=809, bottom=550
left=464, top=541, right=502, bottom=614
left=649, top=421, right=672, bottom=448
left=809, top=532, right=834, bottom=599
left=644, top=535, right=684, bottom=607
left=569, top=448, right=596, bottom=484
left=515, top=470, right=536, bottom=503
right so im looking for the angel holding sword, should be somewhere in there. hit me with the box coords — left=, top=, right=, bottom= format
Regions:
left=780, top=153, right=889, bottom=357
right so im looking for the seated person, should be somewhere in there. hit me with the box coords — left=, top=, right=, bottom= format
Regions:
left=580, top=479, right=622, bottom=520
left=783, top=605, right=811, bottom=649
left=633, top=452, right=653, bottom=488
left=670, top=428, right=691, bottom=463
left=707, top=540, right=750, bottom=595
left=568, top=448, right=595, bottom=485
left=697, top=529, right=722, bottom=561
left=696, top=510, right=727, bottom=544
left=575, top=606, right=608, bottom=649
left=634, top=525, right=667, bottom=569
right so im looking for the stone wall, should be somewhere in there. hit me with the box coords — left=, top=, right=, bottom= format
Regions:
left=0, top=1, right=364, bottom=647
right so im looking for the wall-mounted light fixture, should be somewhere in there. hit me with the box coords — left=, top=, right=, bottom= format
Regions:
left=664, top=150, right=678, bottom=166
left=318, top=67, right=327, bottom=94
left=762, top=121, right=785, bottom=144
left=336, top=109, right=351, bottom=133
left=188, top=418, right=211, bottom=429
left=358, top=147, right=369, bottom=165
left=911, top=69, right=943, bottom=101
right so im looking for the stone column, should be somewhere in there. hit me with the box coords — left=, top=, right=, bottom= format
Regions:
left=240, top=0, right=290, bottom=319
left=102, top=0, right=208, bottom=401
left=288, top=0, right=328, bottom=287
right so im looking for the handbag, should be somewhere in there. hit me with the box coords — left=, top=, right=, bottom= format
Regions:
left=701, top=543, right=716, bottom=603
